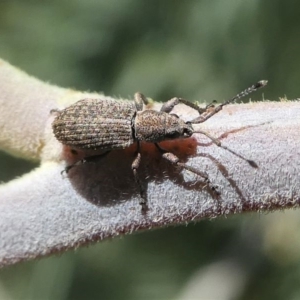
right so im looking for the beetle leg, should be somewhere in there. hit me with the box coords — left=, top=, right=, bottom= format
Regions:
left=155, top=143, right=219, bottom=193
left=134, top=93, right=149, bottom=111
left=131, top=142, right=147, bottom=211
left=160, top=97, right=207, bottom=115
left=62, top=150, right=111, bottom=174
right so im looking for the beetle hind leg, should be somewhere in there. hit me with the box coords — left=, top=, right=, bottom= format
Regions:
left=160, top=97, right=207, bottom=115
left=62, top=150, right=111, bottom=174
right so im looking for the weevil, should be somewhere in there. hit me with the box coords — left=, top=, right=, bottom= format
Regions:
left=52, top=80, right=267, bottom=210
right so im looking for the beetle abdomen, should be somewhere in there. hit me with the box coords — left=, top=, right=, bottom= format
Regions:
left=52, top=98, right=136, bottom=150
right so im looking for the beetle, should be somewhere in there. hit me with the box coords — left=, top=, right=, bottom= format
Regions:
left=52, top=80, right=267, bottom=210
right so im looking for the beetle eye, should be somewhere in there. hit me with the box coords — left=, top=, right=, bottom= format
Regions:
left=183, top=123, right=193, bottom=137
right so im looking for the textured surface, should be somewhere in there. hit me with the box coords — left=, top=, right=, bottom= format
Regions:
left=53, top=98, right=136, bottom=150
left=0, top=60, right=65, bottom=160
left=1, top=101, right=300, bottom=267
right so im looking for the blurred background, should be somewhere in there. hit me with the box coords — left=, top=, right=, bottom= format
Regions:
left=1, top=1, right=300, bottom=299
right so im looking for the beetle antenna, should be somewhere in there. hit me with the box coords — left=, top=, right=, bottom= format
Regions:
left=191, top=80, right=268, bottom=124
left=194, top=129, right=258, bottom=168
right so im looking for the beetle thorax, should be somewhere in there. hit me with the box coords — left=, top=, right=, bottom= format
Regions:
left=134, top=110, right=193, bottom=143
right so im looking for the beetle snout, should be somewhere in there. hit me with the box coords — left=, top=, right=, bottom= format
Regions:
left=183, top=123, right=194, bottom=137
left=164, top=116, right=194, bottom=140
left=183, top=122, right=194, bottom=137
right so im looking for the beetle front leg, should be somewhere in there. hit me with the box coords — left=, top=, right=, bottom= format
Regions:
left=160, top=97, right=207, bottom=115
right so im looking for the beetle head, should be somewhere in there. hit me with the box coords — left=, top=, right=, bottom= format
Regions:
left=164, top=113, right=194, bottom=140
left=135, top=110, right=194, bottom=143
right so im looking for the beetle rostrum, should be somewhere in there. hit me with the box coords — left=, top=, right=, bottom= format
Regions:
left=52, top=80, right=268, bottom=210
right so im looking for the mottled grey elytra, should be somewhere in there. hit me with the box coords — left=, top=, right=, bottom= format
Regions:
left=52, top=80, right=267, bottom=210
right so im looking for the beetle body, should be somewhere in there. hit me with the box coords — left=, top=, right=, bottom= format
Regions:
left=52, top=80, right=267, bottom=210
left=52, top=97, right=193, bottom=150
